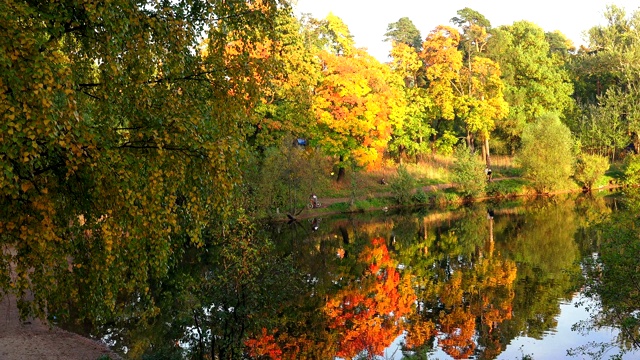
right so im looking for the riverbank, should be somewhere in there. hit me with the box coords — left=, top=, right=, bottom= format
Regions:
left=0, top=293, right=122, bottom=360
left=277, top=177, right=625, bottom=222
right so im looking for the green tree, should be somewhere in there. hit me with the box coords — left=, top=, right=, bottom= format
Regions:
left=303, top=12, right=355, bottom=56
left=0, top=0, right=288, bottom=324
left=452, top=144, right=486, bottom=198
left=570, top=6, right=640, bottom=160
left=517, top=114, right=575, bottom=192
left=451, top=7, right=491, bottom=68
left=623, top=154, right=640, bottom=185
left=385, top=17, right=423, bottom=50
left=488, top=21, right=575, bottom=152
left=574, top=153, right=609, bottom=189
left=571, top=100, right=628, bottom=162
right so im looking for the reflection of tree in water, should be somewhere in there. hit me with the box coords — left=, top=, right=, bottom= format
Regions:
left=324, top=237, right=416, bottom=359
left=6, top=195, right=614, bottom=359
left=397, top=206, right=517, bottom=359
left=397, top=198, right=593, bottom=359
left=498, top=198, right=582, bottom=343
left=576, top=190, right=640, bottom=359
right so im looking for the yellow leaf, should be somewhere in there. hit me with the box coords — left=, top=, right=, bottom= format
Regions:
left=21, top=182, right=31, bottom=192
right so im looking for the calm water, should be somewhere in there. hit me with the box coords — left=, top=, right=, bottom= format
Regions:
left=62, top=192, right=639, bottom=359
left=262, top=193, right=637, bottom=360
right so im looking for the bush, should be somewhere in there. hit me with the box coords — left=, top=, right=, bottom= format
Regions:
left=430, top=189, right=464, bottom=207
left=413, top=189, right=428, bottom=204
left=486, top=178, right=528, bottom=197
left=517, top=114, right=575, bottom=193
left=574, top=154, right=609, bottom=189
left=623, top=154, right=640, bottom=185
left=389, top=165, right=416, bottom=204
left=451, top=144, right=486, bottom=198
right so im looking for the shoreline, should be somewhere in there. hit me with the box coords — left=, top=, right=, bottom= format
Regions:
left=270, top=181, right=626, bottom=222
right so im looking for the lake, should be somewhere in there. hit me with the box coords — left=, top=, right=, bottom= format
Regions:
left=58, top=191, right=640, bottom=359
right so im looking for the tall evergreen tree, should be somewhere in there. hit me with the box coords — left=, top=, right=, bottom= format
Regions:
left=385, top=17, right=423, bottom=51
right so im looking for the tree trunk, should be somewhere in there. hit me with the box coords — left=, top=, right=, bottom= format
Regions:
left=466, top=131, right=475, bottom=152
left=485, top=137, right=492, bottom=167
left=336, top=155, right=346, bottom=182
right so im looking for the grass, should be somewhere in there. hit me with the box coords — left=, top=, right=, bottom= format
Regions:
left=486, top=178, right=531, bottom=197
left=491, top=155, right=523, bottom=177
left=282, top=155, right=636, bottom=218
left=314, top=154, right=524, bottom=206
left=256, top=153, right=631, bottom=221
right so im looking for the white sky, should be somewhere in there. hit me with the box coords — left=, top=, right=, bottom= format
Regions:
left=293, top=0, right=640, bottom=62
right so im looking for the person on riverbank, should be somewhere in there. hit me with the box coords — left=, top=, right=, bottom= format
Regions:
left=485, top=167, right=493, bottom=182
left=310, top=193, right=319, bottom=208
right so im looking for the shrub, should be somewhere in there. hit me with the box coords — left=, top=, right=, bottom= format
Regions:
left=429, top=189, right=463, bottom=207
left=413, top=189, right=428, bottom=204
left=574, top=154, right=609, bottom=189
left=623, top=154, right=640, bottom=185
left=517, top=114, right=575, bottom=193
left=389, top=165, right=416, bottom=204
left=451, top=144, right=486, bottom=198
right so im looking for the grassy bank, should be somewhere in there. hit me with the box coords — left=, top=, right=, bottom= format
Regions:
left=281, top=155, right=627, bottom=220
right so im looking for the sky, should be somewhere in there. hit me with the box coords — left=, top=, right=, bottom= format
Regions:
left=293, top=0, right=640, bottom=62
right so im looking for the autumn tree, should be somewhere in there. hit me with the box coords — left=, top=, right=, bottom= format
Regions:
left=0, top=0, right=289, bottom=326
left=420, top=24, right=507, bottom=163
left=421, top=26, right=463, bottom=123
left=313, top=15, right=404, bottom=181
left=387, top=42, right=434, bottom=162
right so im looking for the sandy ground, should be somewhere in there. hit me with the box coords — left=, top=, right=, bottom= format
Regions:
left=0, top=294, right=122, bottom=360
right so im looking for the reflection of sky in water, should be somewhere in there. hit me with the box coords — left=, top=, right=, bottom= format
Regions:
left=372, top=293, right=636, bottom=360
left=496, top=294, right=630, bottom=360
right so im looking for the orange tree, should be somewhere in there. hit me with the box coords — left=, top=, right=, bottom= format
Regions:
left=313, top=48, right=404, bottom=181
left=310, top=15, right=404, bottom=181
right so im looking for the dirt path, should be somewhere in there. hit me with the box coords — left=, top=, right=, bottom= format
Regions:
left=0, top=294, right=122, bottom=360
